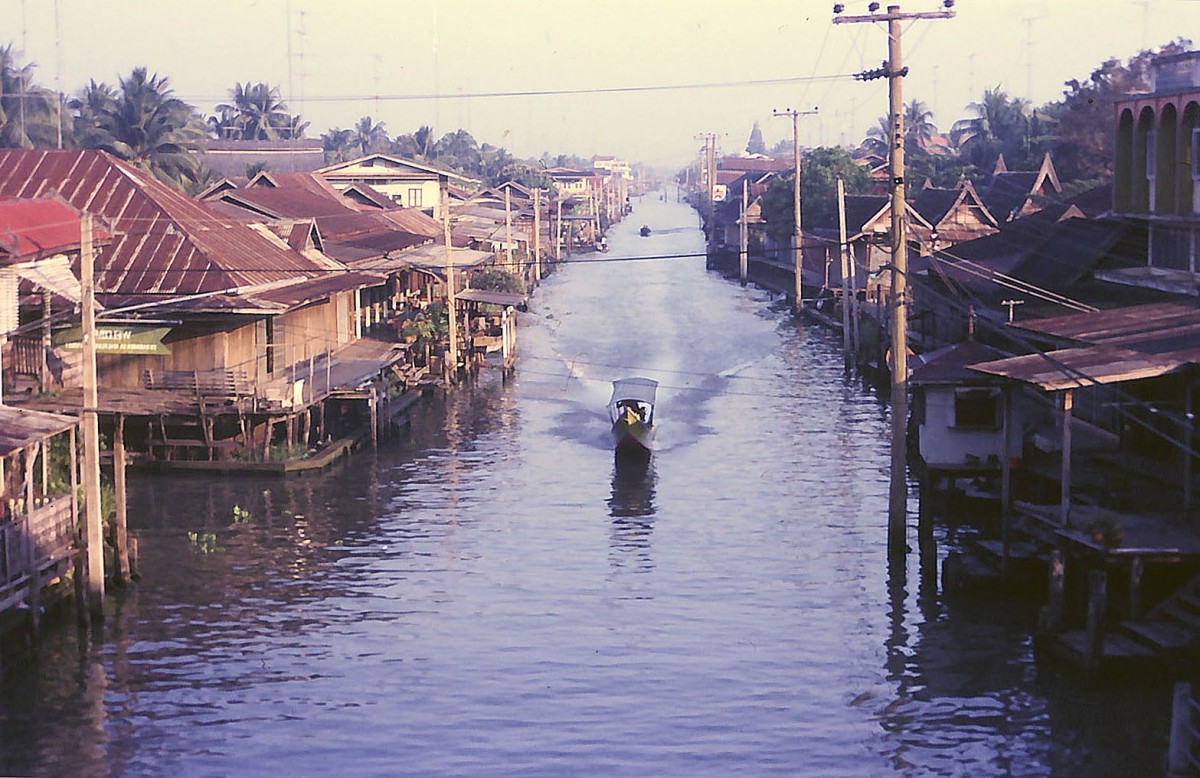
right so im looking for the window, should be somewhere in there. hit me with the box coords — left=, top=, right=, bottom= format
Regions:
left=408, top=188, right=422, bottom=208
left=953, top=388, right=1000, bottom=429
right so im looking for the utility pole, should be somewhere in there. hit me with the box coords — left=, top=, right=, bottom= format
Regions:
left=836, top=3, right=955, bottom=550
left=837, top=177, right=852, bottom=365
left=773, top=107, right=818, bottom=312
left=505, top=187, right=514, bottom=273
left=80, top=214, right=104, bottom=615
left=739, top=178, right=749, bottom=284
left=441, top=184, right=458, bottom=382
left=533, top=188, right=542, bottom=281
left=696, top=134, right=718, bottom=258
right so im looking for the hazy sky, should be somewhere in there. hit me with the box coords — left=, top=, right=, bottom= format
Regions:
left=2, top=0, right=1197, bottom=168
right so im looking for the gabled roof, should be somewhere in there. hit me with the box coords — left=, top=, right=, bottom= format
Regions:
left=0, top=149, right=331, bottom=299
left=318, top=153, right=480, bottom=185
left=340, top=183, right=398, bottom=210
left=912, top=180, right=997, bottom=231
left=982, top=153, right=1062, bottom=222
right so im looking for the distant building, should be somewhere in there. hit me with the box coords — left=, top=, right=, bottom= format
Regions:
left=1110, top=49, right=1200, bottom=295
left=201, top=139, right=326, bottom=178
left=591, top=155, right=631, bottom=180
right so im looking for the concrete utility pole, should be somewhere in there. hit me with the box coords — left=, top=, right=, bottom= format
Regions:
left=80, top=214, right=104, bottom=615
left=773, top=107, right=818, bottom=311
left=835, top=3, right=954, bottom=550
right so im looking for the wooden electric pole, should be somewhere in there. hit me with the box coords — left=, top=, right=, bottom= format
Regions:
left=80, top=214, right=104, bottom=614
left=441, top=184, right=459, bottom=382
left=836, top=177, right=852, bottom=365
left=533, top=188, right=542, bottom=282
left=773, top=107, right=818, bottom=312
left=739, top=178, right=749, bottom=284
left=696, top=133, right=718, bottom=257
left=835, top=3, right=954, bottom=550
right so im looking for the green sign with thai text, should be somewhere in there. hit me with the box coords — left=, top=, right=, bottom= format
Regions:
left=54, top=325, right=172, bottom=355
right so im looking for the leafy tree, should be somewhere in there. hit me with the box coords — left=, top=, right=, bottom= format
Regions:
left=800, top=146, right=872, bottom=229
left=759, top=146, right=871, bottom=242
left=71, top=67, right=205, bottom=189
left=0, top=44, right=60, bottom=148
left=471, top=268, right=524, bottom=294
left=746, top=121, right=766, bottom=155
left=479, top=143, right=514, bottom=186
left=1039, top=37, right=1192, bottom=182
left=435, top=128, right=481, bottom=173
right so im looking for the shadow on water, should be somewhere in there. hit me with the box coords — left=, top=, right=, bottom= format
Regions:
left=607, top=452, right=657, bottom=571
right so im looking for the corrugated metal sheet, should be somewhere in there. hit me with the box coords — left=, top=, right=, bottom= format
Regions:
left=0, top=196, right=101, bottom=260
left=0, top=406, right=76, bottom=457
left=0, top=149, right=330, bottom=301
left=455, top=288, right=526, bottom=306
left=968, top=346, right=1187, bottom=391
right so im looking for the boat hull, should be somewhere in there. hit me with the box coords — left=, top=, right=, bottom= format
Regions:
left=612, top=418, right=654, bottom=454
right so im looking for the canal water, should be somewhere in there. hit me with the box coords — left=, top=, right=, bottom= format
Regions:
left=0, top=193, right=1171, bottom=776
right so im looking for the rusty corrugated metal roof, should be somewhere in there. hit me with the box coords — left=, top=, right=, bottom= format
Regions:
left=1010, top=303, right=1200, bottom=351
left=968, top=346, right=1187, bottom=391
left=0, top=195, right=111, bottom=261
left=0, top=149, right=330, bottom=300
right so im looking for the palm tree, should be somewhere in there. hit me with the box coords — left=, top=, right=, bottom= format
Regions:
left=68, top=80, right=118, bottom=148
left=903, top=100, right=937, bottom=151
left=215, top=82, right=291, bottom=141
left=951, top=87, right=1029, bottom=165
left=352, top=116, right=388, bottom=156
left=434, top=128, right=479, bottom=173
left=0, top=45, right=59, bottom=148
left=413, top=125, right=435, bottom=159
left=75, top=67, right=205, bottom=188
left=863, top=115, right=892, bottom=156
left=321, top=127, right=356, bottom=164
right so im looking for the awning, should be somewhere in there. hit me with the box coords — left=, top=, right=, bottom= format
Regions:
left=0, top=406, right=77, bottom=457
left=967, top=346, right=1187, bottom=391
left=455, top=288, right=526, bottom=307
left=7, top=254, right=84, bottom=304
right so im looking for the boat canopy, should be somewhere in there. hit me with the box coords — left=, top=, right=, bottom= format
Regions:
left=608, top=377, right=659, bottom=406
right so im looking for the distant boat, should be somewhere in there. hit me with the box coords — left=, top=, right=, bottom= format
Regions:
left=608, top=377, right=658, bottom=455
left=639, top=225, right=651, bottom=237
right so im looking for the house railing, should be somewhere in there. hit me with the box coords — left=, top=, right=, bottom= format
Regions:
left=0, top=495, right=75, bottom=611
left=10, top=335, right=43, bottom=377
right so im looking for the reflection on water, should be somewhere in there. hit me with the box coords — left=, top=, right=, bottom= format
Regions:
left=608, top=453, right=657, bottom=571
left=0, top=191, right=1178, bottom=777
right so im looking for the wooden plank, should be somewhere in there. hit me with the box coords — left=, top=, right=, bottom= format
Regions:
left=1122, top=620, right=1195, bottom=651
